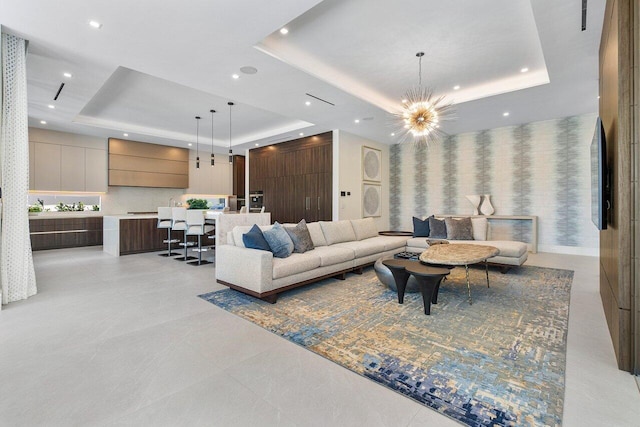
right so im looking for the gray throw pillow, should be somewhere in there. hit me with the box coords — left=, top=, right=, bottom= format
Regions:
left=284, top=219, right=315, bottom=253
left=263, top=222, right=294, bottom=258
left=428, top=217, right=447, bottom=239
left=445, top=217, right=474, bottom=240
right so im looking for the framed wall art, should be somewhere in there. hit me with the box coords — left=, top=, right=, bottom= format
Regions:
left=362, top=146, right=381, bottom=182
left=362, top=183, right=381, bottom=217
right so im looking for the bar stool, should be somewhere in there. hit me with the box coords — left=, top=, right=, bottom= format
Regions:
left=239, top=206, right=247, bottom=213
left=186, top=210, right=215, bottom=266
left=172, top=207, right=197, bottom=262
left=157, top=207, right=180, bottom=256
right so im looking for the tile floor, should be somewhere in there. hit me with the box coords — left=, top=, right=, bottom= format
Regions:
left=0, top=247, right=638, bottom=426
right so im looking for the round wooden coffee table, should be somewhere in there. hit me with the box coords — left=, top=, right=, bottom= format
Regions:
left=419, top=243, right=499, bottom=304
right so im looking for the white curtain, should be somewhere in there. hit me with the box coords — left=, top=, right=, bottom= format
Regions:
left=0, top=33, right=36, bottom=307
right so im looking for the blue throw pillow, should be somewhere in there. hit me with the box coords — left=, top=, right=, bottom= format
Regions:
left=262, top=222, right=294, bottom=258
left=242, top=224, right=270, bottom=251
left=413, top=216, right=431, bottom=237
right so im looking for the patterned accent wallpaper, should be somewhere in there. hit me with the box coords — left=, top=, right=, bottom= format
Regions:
left=389, top=114, right=599, bottom=253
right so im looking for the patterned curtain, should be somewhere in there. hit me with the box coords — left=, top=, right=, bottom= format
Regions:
left=0, top=33, right=37, bottom=307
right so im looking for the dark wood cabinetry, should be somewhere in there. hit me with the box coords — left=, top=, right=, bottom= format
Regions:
left=119, top=218, right=186, bottom=255
left=232, top=155, right=245, bottom=198
left=30, top=216, right=103, bottom=250
left=249, top=132, right=332, bottom=223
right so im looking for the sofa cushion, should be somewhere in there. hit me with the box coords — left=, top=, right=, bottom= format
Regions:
left=445, top=217, right=474, bottom=240
left=320, top=220, right=356, bottom=245
left=428, top=217, right=447, bottom=239
left=406, top=237, right=429, bottom=250
left=242, top=224, right=271, bottom=251
left=272, top=252, right=322, bottom=279
left=284, top=219, right=315, bottom=253
left=309, top=246, right=355, bottom=267
left=306, top=222, right=327, bottom=247
left=350, top=218, right=378, bottom=240
left=263, top=222, right=294, bottom=258
left=232, top=224, right=272, bottom=248
left=333, top=239, right=386, bottom=258
left=381, top=235, right=411, bottom=251
left=412, top=216, right=431, bottom=237
left=471, top=218, right=488, bottom=241
left=449, top=240, right=527, bottom=258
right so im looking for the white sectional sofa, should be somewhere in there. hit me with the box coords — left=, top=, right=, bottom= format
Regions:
left=216, top=217, right=528, bottom=303
left=405, top=217, right=528, bottom=271
left=215, top=218, right=408, bottom=302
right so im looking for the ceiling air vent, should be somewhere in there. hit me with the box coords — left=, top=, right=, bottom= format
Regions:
left=305, top=93, right=335, bottom=106
left=53, top=82, right=65, bottom=101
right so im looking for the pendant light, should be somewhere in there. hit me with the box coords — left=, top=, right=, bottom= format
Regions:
left=195, top=116, right=201, bottom=169
left=228, top=102, right=234, bottom=164
left=210, top=109, right=216, bottom=166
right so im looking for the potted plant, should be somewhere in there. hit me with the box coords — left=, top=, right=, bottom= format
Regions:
left=186, top=198, right=209, bottom=210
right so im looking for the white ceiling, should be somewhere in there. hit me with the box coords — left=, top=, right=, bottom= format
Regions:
left=0, top=0, right=605, bottom=151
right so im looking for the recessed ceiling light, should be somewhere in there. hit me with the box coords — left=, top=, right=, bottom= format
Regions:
left=255, top=143, right=259, bottom=147
left=453, top=85, right=460, bottom=90
left=503, top=112, right=510, bottom=117
left=63, top=72, right=72, bottom=78
left=48, top=104, right=55, bottom=109
left=520, top=67, right=529, bottom=73
left=232, top=74, right=239, bottom=79
left=305, top=101, right=311, bottom=106
left=280, top=28, right=289, bottom=35
left=354, top=119, right=360, bottom=124
left=188, top=143, right=192, bottom=147
left=299, top=133, right=304, bottom=136
left=401, top=99, right=408, bottom=104
left=89, top=20, right=102, bottom=29
left=40, top=120, right=47, bottom=124
left=597, top=95, right=601, bottom=99
left=391, top=133, right=395, bottom=136
left=123, top=133, right=128, bottom=137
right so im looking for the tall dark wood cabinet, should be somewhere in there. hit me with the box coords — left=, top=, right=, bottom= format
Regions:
left=249, top=132, right=332, bottom=223
left=232, top=155, right=245, bottom=199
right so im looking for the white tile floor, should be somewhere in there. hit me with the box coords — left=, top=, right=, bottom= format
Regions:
left=0, top=248, right=638, bottom=426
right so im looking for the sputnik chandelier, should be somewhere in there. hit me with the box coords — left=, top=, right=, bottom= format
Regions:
left=395, top=51, right=454, bottom=147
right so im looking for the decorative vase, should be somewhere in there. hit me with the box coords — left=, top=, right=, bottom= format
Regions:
left=465, top=195, right=482, bottom=215
left=479, top=194, right=494, bottom=215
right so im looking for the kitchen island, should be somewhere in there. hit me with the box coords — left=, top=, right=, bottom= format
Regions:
left=103, top=214, right=179, bottom=256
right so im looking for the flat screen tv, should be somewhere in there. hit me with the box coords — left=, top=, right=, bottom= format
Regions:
left=590, top=117, right=609, bottom=230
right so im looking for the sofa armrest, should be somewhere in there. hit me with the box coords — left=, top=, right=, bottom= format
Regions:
left=215, top=245, right=273, bottom=294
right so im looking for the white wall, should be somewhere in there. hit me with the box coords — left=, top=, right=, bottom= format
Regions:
left=334, top=130, right=390, bottom=230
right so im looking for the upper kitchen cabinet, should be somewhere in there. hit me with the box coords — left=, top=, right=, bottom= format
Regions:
left=29, top=128, right=107, bottom=192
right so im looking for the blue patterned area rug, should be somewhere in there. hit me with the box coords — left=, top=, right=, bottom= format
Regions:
left=199, top=265, right=573, bottom=427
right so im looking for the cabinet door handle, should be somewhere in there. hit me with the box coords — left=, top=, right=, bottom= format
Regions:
left=318, top=197, right=321, bottom=210
left=305, top=197, right=310, bottom=210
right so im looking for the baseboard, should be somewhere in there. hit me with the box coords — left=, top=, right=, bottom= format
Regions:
left=537, top=245, right=599, bottom=257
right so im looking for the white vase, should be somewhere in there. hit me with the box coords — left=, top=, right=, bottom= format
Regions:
left=465, top=195, right=481, bottom=216
left=479, top=194, right=494, bottom=215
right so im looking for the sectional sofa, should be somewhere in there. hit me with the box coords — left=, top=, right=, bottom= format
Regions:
left=215, top=218, right=407, bottom=302
left=215, top=217, right=528, bottom=303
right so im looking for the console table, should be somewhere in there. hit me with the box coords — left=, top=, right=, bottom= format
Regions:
left=436, top=214, right=538, bottom=253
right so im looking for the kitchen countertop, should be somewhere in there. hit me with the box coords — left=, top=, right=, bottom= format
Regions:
left=103, top=214, right=158, bottom=220
left=29, top=212, right=103, bottom=219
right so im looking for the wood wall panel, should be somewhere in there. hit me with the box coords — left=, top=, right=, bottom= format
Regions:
left=249, top=132, right=332, bottom=223
left=108, top=138, right=189, bottom=188
left=232, top=155, right=245, bottom=198
left=598, top=0, right=636, bottom=372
